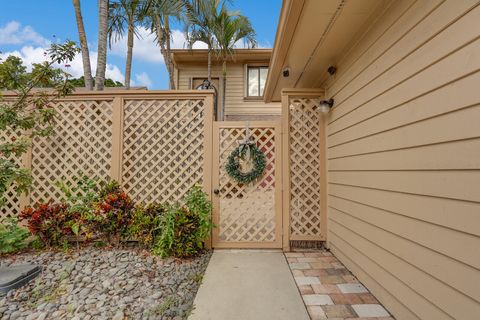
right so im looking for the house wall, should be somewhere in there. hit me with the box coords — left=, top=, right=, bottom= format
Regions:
left=176, top=63, right=281, bottom=118
left=323, top=1, right=480, bottom=319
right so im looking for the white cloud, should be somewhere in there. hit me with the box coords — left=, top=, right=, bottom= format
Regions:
left=255, top=41, right=272, bottom=49
left=109, top=27, right=208, bottom=63
left=0, top=21, right=50, bottom=46
left=108, top=27, right=270, bottom=65
left=0, top=21, right=125, bottom=84
left=0, top=46, right=50, bottom=71
left=171, top=29, right=208, bottom=50
left=134, top=72, right=153, bottom=88
left=0, top=46, right=126, bottom=84
left=104, top=63, right=125, bottom=83
left=109, top=27, right=162, bottom=63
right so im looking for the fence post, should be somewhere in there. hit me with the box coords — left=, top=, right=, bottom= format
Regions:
left=111, top=97, right=124, bottom=183
left=281, top=92, right=291, bottom=252
left=19, top=132, right=33, bottom=211
left=203, top=93, right=214, bottom=249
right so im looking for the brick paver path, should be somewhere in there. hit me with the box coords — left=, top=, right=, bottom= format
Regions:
left=286, top=250, right=395, bottom=320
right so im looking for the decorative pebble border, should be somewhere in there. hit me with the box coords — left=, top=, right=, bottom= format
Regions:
left=286, top=250, right=394, bottom=320
left=0, top=248, right=211, bottom=320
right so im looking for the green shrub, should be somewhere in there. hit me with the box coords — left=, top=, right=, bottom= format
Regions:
left=184, top=186, right=214, bottom=242
left=0, top=218, right=29, bottom=254
left=56, top=174, right=103, bottom=240
left=56, top=174, right=101, bottom=214
left=153, top=186, right=213, bottom=258
left=21, top=179, right=135, bottom=247
left=95, top=182, right=135, bottom=242
left=128, top=204, right=165, bottom=247
left=98, top=180, right=121, bottom=198
left=20, top=202, right=71, bottom=247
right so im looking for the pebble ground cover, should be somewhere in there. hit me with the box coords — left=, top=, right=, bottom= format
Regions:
left=0, top=247, right=211, bottom=320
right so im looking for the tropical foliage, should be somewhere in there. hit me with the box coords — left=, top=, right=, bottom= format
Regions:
left=16, top=175, right=212, bottom=257
left=129, top=203, right=165, bottom=247
left=0, top=41, right=79, bottom=206
left=154, top=186, right=213, bottom=257
left=143, top=0, right=185, bottom=89
left=71, top=0, right=256, bottom=94
left=96, top=0, right=109, bottom=90
left=108, top=0, right=147, bottom=88
left=68, top=76, right=124, bottom=87
left=184, top=0, right=256, bottom=119
left=0, top=218, right=30, bottom=254
left=184, top=0, right=219, bottom=83
left=72, top=0, right=112, bottom=91
left=72, top=0, right=94, bottom=90
left=94, top=181, right=135, bottom=242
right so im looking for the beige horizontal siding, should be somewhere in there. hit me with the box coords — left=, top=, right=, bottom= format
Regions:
left=176, top=63, right=281, bottom=115
left=324, top=1, right=480, bottom=319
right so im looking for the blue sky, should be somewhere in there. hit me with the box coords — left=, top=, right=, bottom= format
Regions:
left=0, top=0, right=281, bottom=89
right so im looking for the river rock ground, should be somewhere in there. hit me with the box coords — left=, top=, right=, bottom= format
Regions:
left=0, top=247, right=211, bottom=320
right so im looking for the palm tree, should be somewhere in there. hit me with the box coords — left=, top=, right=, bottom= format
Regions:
left=184, top=1, right=256, bottom=120
left=96, top=0, right=109, bottom=90
left=144, top=0, right=184, bottom=89
left=108, top=0, right=145, bottom=89
left=213, top=7, right=256, bottom=120
left=72, top=0, right=94, bottom=90
left=184, top=0, right=219, bottom=83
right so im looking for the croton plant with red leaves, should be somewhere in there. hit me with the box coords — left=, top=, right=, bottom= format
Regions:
left=19, top=180, right=136, bottom=246
left=20, top=201, right=73, bottom=247
left=94, top=186, right=135, bottom=242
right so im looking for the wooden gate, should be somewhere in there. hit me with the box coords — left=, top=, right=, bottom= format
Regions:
left=211, top=121, right=283, bottom=248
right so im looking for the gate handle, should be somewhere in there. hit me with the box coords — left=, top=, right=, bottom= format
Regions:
left=213, top=189, right=220, bottom=195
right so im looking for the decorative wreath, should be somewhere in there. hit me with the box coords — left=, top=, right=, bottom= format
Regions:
left=226, top=141, right=266, bottom=184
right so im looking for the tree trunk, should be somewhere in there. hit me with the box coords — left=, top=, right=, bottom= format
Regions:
left=125, top=21, right=134, bottom=89
left=207, top=49, right=212, bottom=83
left=219, top=60, right=227, bottom=121
left=154, top=15, right=176, bottom=90
left=72, top=0, right=93, bottom=90
left=95, top=0, right=109, bottom=91
left=164, top=16, right=175, bottom=90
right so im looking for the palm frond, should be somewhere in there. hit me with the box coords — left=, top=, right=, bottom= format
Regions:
left=108, top=0, right=149, bottom=47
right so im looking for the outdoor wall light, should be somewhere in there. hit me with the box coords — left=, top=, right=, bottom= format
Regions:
left=282, top=67, right=290, bottom=77
left=318, top=98, right=334, bottom=113
left=327, top=66, right=337, bottom=75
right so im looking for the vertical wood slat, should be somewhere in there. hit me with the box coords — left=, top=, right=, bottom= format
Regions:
left=319, top=113, right=328, bottom=240
left=281, top=92, right=291, bottom=251
left=111, top=97, right=124, bottom=183
left=203, top=94, right=214, bottom=249
left=19, top=131, right=33, bottom=211
left=273, top=120, right=284, bottom=249
left=211, top=122, right=221, bottom=248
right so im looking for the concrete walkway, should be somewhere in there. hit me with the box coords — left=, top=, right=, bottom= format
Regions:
left=188, top=250, right=310, bottom=320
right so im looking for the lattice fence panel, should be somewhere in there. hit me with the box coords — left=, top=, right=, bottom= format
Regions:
left=30, top=99, right=113, bottom=203
left=289, top=98, right=322, bottom=238
left=122, top=99, right=205, bottom=204
left=218, top=126, right=277, bottom=242
left=0, top=129, right=23, bottom=221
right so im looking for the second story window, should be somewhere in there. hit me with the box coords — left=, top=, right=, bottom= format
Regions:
left=247, top=66, right=268, bottom=98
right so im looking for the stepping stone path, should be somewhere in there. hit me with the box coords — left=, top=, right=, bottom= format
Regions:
left=286, top=250, right=394, bottom=320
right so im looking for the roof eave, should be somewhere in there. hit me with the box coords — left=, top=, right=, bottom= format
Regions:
left=263, top=0, right=305, bottom=103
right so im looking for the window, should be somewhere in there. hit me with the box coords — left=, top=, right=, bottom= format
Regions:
left=247, top=66, right=268, bottom=98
